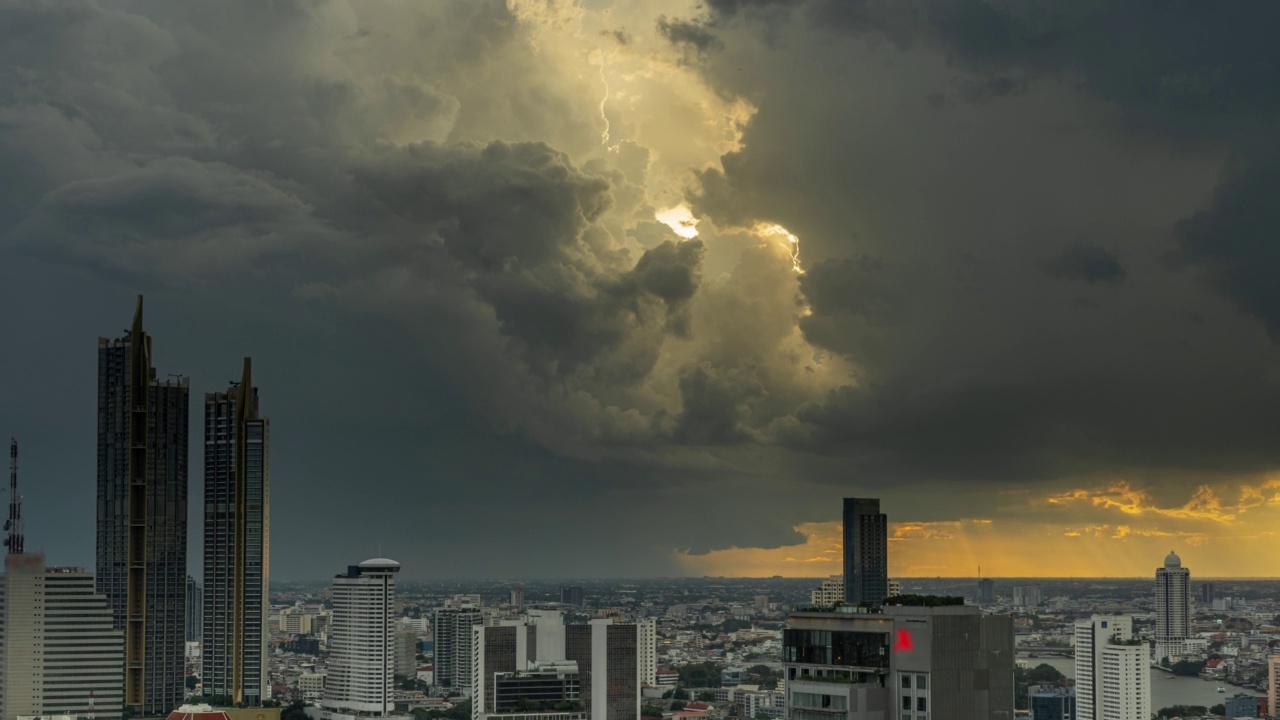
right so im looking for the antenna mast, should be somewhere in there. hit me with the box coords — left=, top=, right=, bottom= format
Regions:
left=5, top=438, right=23, bottom=555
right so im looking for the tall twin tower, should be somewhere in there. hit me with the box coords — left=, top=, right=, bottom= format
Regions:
left=96, top=296, right=269, bottom=714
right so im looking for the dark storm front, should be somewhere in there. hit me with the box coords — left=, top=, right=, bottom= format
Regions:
left=96, top=300, right=190, bottom=715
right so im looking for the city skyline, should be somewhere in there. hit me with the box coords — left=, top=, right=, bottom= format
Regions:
left=3, top=2, right=1280, bottom=580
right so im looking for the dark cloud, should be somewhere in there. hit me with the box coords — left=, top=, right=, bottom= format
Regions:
left=657, top=16, right=723, bottom=53
left=1043, top=244, right=1127, bottom=285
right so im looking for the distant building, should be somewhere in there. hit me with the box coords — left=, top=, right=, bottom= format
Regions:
left=396, top=631, right=418, bottom=679
left=0, top=553, right=125, bottom=720
left=1199, top=582, right=1215, bottom=605
left=654, top=671, right=678, bottom=688
left=1154, top=551, right=1191, bottom=662
left=842, top=498, right=888, bottom=606
left=637, top=619, right=657, bottom=688
left=561, top=586, right=584, bottom=607
left=810, top=576, right=844, bottom=608
left=1029, top=688, right=1075, bottom=720
left=1014, top=585, right=1043, bottom=610
left=97, top=296, right=189, bottom=715
left=1269, top=656, right=1280, bottom=720
left=435, top=594, right=484, bottom=692
left=1074, top=615, right=1149, bottom=720
left=977, top=579, right=996, bottom=604
left=315, top=558, right=402, bottom=720
left=188, top=576, right=204, bottom=642
left=887, top=579, right=902, bottom=598
left=1223, top=693, right=1257, bottom=720
left=511, top=586, right=525, bottom=607
left=754, top=595, right=770, bottom=612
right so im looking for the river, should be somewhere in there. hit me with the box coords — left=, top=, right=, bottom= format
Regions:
left=1019, top=655, right=1256, bottom=711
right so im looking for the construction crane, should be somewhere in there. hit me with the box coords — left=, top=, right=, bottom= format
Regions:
left=4, top=437, right=23, bottom=554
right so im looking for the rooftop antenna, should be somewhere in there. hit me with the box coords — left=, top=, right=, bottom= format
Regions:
left=4, top=438, right=23, bottom=555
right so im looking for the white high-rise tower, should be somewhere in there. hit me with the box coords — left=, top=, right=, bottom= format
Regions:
left=315, top=558, right=401, bottom=720
left=1074, top=615, right=1150, bottom=720
left=1155, top=550, right=1191, bottom=662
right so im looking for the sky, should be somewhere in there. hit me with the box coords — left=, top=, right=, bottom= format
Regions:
left=2, top=0, right=1280, bottom=580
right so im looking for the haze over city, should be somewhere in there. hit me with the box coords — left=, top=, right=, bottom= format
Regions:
left=3, top=0, right=1280, bottom=581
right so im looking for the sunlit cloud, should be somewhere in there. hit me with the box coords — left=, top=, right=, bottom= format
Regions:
left=656, top=204, right=700, bottom=238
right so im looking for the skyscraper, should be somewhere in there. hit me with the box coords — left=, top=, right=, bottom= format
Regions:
left=561, top=586, right=584, bottom=607
left=1074, top=615, right=1149, bottom=720
left=1154, top=551, right=1191, bottom=662
left=202, top=358, right=271, bottom=705
left=97, top=295, right=189, bottom=715
left=842, top=498, right=888, bottom=606
left=319, top=558, right=401, bottom=719
left=977, top=578, right=996, bottom=604
left=433, top=594, right=484, bottom=692
left=0, top=553, right=126, bottom=720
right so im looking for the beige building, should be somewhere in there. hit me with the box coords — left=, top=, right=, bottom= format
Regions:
left=809, top=576, right=844, bottom=607
left=0, top=553, right=124, bottom=720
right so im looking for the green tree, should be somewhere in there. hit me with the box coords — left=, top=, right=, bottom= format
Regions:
left=1170, top=660, right=1206, bottom=677
left=186, top=675, right=200, bottom=691
left=670, top=701, right=686, bottom=712
left=1026, top=664, right=1065, bottom=685
left=673, top=689, right=689, bottom=700
left=445, top=701, right=471, bottom=720
left=282, top=701, right=310, bottom=720
left=754, top=713, right=770, bottom=720
left=1210, top=704, right=1225, bottom=715
left=641, top=707, right=665, bottom=718
left=696, top=692, right=715, bottom=702
left=1156, top=706, right=1207, bottom=719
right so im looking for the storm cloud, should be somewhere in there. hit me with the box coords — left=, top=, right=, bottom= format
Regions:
left=3, top=0, right=1280, bottom=577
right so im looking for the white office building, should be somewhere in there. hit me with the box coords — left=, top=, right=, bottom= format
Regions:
left=310, top=558, right=406, bottom=720
left=1154, top=551, right=1191, bottom=662
left=1074, top=615, right=1149, bottom=720
left=638, top=619, right=657, bottom=687
left=0, top=553, right=125, bottom=720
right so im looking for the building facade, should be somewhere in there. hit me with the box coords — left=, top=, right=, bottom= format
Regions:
left=472, top=613, right=651, bottom=720
left=977, top=579, right=995, bottom=605
left=187, top=576, right=203, bottom=643
left=202, top=359, right=270, bottom=706
left=435, top=595, right=484, bottom=692
left=1013, top=586, right=1042, bottom=610
left=0, top=553, right=125, bottom=720
left=561, top=587, right=584, bottom=607
left=317, top=559, right=401, bottom=719
left=1154, top=551, right=1191, bottom=662
left=97, top=296, right=189, bottom=715
left=883, top=604, right=1015, bottom=719
left=1029, top=688, right=1075, bottom=720
left=811, top=577, right=844, bottom=608
left=1073, top=616, right=1149, bottom=720
left=842, top=499, right=887, bottom=606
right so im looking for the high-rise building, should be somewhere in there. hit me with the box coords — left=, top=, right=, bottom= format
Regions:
left=842, top=498, right=888, bottom=606
left=471, top=613, right=651, bottom=720
left=511, top=586, right=525, bottom=607
left=395, top=631, right=418, bottom=679
left=1073, top=615, right=1149, bottom=720
left=977, top=578, right=996, bottom=604
left=1199, top=583, right=1215, bottom=605
left=561, top=586, right=584, bottom=607
left=1014, top=586, right=1043, bottom=610
left=434, top=594, right=484, bottom=692
left=637, top=618, right=657, bottom=688
left=0, top=553, right=125, bottom=720
left=202, top=358, right=271, bottom=706
left=1154, top=551, right=1191, bottom=662
left=187, top=576, right=203, bottom=642
left=97, top=295, right=189, bottom=715
left=883, top=603, right=1015, bottom=718
left=315, top=559, right=402, bottom=720
left=1269, top=656, right=1280, bottom=720
left=887, top=579, right=902, bottom=598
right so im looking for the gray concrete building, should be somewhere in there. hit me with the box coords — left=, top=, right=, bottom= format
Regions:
left=842, top=499, right=888, bottom=606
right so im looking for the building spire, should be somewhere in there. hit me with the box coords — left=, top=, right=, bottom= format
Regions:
left=5, top=437, right=22, bottom=555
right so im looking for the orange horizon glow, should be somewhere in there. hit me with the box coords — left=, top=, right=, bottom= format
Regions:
left=673, top=478, right=1280, bottom=578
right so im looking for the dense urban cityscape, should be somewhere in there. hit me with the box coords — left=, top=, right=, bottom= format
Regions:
left=0, top=299, right=1273, bottom=720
